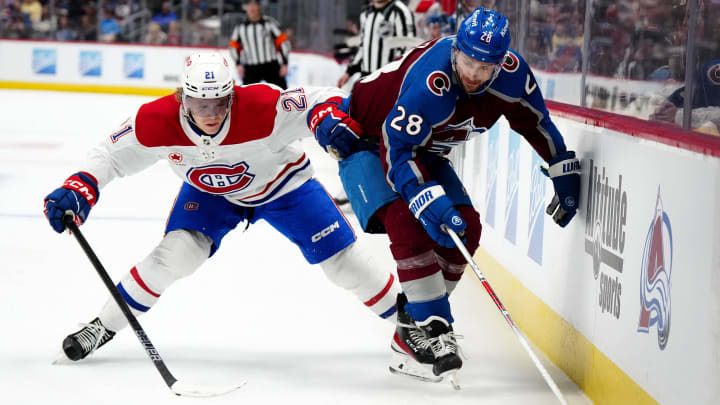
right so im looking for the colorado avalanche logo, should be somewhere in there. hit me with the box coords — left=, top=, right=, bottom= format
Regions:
left=187, top=162, right=255, bottom=195
left=637, top=187, right=673, bottom=350
left=438, top=117, right=488, bottom=140
left=707, top=62, right=720, bottom=85
left=502, top=51, right=519, bottom=73
left=426, top=71, right=451, bottom=96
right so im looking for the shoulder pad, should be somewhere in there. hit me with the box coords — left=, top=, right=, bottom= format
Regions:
left=134, top=95, right=190, bottom=147
left=491, top=49, right=532, bottom=98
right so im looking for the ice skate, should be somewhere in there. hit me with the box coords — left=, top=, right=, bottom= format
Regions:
left=60, top=317, right=116, bottom=361
left=388, top=294, right=442, bottom=383
left=416, top=315, right=464, bottom=389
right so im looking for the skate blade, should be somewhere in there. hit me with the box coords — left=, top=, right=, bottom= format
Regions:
left=388, top=351, right=443, bottom=383
left=447, top=372, right=460, bottom=390
left=435, top=368, right=461, bottom=390
left=389, top=366, right=443, bottom=383
left=52, top=349, right=72, bottom=365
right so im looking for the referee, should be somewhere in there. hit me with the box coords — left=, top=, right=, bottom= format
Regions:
left=337, top=0, right=416, bottom=88
left=229, top=0, right=291, bottom=89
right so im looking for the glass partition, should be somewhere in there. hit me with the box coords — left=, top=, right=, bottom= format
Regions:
left=0, top=0, right=717, bottom=135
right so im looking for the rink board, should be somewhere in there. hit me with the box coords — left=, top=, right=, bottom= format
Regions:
left=0, top=39, right=343, bottom=93
left=458, top=107, right=720, bottom=404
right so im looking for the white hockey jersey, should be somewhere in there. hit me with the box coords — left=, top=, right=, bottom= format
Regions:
left=83, top=84, right=345, bottom=206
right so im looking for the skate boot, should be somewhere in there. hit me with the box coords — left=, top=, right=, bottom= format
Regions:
left=62, top=317, right=116, bottom=361
left=388, top=293, right=441, bottom=382
left=417, top=315, right=463, bottom=389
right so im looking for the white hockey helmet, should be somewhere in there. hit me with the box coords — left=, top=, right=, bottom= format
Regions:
left=182, top=52, right=234, bottom=99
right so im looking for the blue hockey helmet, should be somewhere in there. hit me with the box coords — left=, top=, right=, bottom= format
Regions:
left=455, top=7, right=511, bottom=64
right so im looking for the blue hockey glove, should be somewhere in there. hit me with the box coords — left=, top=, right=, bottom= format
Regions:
left=541, top=151, right=580, bottom=227
left=43, top=172, right=99, bottom=233
left=308, top=100, right=372, bottom=160
left=408, top=181, right=465, bottom=248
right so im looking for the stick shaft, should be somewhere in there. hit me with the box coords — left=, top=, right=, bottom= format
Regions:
left=63, top=216, right=178, bottom=390
left=447, top=230, right=568, bottom=405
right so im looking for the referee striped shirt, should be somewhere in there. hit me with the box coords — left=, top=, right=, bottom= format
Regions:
left=347, top=1, right=416, bottom=76
left=229, top=16, right=291, bottom=66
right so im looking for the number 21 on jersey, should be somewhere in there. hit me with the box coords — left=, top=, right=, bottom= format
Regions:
left=280, top=88, right=307, bottom=112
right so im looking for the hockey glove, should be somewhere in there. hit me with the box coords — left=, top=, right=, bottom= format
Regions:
left=542, top=151, right=580, bottom=227
left=308, top=100, right=371, bottom=160
left=43, top=172, right=99, bottom=233
left=408, top=181, right=465, bottom=248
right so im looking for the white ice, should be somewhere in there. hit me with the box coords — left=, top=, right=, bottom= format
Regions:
left=0, top=90, right=591, bottom=405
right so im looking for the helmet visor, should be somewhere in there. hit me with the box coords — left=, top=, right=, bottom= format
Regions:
left=184, top=95, right=231, bottom=118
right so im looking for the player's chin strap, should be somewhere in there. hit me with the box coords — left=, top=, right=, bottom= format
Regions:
left=450, top=47, right=505, bottom=97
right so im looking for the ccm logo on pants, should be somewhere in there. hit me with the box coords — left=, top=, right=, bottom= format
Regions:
left=312, top=221, right=339, bottom=242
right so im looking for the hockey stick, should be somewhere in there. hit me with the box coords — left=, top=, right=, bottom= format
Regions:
left=62, top=215, right=245, bottom=397
left=446, top=229, right=568, bottom=405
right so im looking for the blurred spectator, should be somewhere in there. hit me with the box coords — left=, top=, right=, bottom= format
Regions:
left=144, top=21, right=166, bottom=44
left=615, top=28, right=669, bottom=80
left=77, top=13, right=97, bottom=41
left=548, top=11, right=583, bottom=72
left=426, top=12, right=449, bottom=40
left=189, top=19, right=215, bottom=46
left=99, top=6, right=121, bottom=42
left=525, top=22, right=550, bottom=70
left=55, top=14, right=75, bottom=41
left=650, top=60, right=720, bottom=135
left=189, top=0, right=209, bottom=22
left=451, top=0, right=482, bottom=33
left=32, top=4, right=56, bottom=37
left=151, top=1, right=177, bottom=30
left=20, top=0, right=41, bottom=24
left=166, top=19, right=181, bottom=45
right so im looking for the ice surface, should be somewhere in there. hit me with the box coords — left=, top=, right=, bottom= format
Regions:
left=0, top=90, right=590, bottom=405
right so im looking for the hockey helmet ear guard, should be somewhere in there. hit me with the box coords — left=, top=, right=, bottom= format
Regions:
left=455, top=7, right=511, bottom=64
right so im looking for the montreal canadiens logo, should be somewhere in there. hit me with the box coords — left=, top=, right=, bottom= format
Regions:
left=502, top=51, right=520, bottom=73
left=187, top=162, right=255, bottom=195
left=426, top=71, right=451, bottom=96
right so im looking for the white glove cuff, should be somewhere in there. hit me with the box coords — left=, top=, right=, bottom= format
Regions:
left=548, top=156, right=580, bottom=178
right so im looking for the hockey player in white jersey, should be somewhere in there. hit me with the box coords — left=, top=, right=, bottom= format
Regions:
left=43, top=52, right=400, bottom=361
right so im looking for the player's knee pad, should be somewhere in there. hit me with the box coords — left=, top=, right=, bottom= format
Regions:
left=135, top=229, right=212, bottom=292
left=321, top=242, right=379, bottom=292
left=320, top=241, right=400, bottom=320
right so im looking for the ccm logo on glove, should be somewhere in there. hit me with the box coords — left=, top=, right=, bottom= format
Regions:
left=63, top=176, right=98, bottom=205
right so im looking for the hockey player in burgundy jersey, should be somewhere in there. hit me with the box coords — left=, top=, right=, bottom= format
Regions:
left=308, top=8, right=581, bottom=386
left=43, top=52, right=400, bottom=362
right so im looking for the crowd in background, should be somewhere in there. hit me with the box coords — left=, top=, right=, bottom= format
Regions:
left=2, top=0, right=719, bottom=134
left=0, top=0, right=228, bottom=44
